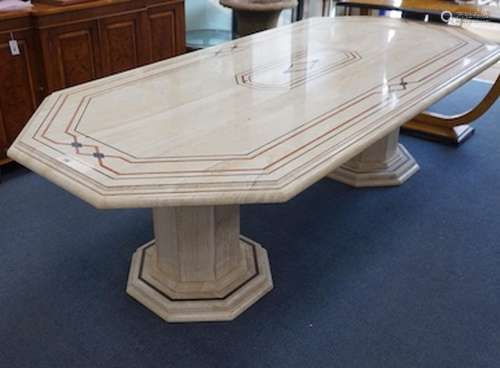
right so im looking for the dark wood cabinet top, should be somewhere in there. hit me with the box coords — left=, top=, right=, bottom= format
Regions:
left=0, top=0, right=182, bottom=22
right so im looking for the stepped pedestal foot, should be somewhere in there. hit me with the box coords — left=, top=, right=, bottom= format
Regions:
left=329, top=129, right=419, bottom=187
left=127, top=205, right=273, bottom=322
left=402, top=121, right=474, bottom=145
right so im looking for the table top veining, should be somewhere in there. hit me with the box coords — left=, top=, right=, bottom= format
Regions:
left=8, top=17, right=500, bottom=208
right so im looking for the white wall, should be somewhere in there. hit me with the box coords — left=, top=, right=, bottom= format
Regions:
left=185, top=0, right=232, bottom=31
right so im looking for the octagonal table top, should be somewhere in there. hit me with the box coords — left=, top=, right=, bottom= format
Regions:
left=8, top=17, right=500, bottom=208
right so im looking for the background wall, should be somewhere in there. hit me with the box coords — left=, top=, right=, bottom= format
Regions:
left=185, top=0, right=232, bottom=31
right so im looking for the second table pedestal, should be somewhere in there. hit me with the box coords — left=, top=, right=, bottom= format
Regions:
left=329, top=129, right=419, bottom=187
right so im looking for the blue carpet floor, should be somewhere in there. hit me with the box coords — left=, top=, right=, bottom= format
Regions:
left=0, top=80, right=499, bottom=368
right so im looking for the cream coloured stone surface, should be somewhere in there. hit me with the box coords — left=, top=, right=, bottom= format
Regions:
left=8, top=17, right=500, bottom=208
left=464, top=22, right=500, bottom=83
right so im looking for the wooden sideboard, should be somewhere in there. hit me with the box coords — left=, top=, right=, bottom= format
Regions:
left=0, top=0, right=185, bottom=162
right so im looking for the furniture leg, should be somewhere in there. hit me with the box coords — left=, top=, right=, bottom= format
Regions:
left=402, top=75, right=500, bottom=145
left=328, top=129, right=419, bottom=187
left=127, top=205, right=273, bottom=322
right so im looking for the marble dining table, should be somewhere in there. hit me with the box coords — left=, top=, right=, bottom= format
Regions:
left=8, top=17, right=500, bottom=322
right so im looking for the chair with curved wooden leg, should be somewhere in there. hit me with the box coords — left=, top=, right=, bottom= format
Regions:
left=402, top=75, right=500, bottom=145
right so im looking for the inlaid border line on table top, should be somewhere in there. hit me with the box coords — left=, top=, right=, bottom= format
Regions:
left=26, top=62, right=468, bottom=180
left=12, top=69, right=481, bottom=200
left=60, top=30, right=474, bottom=161
left=31, top=30, right=476, bottom=170
left=28, top=41, right=490, bottom=184
left=14, top=46, right=500, bottom=199
left=21, top=45, right=498, bottom=193
left=234, top=51, right=362, bottom=90
left=27, top=20, right=479, bottom=164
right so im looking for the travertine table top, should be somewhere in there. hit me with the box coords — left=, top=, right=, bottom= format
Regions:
left=8, top=17, right=500, bottom=208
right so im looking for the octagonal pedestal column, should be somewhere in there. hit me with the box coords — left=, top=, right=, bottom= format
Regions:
left=127, top=205, right=273, bottom=322
left=220, top=0, right=298, bottom=36
left=328, top=129, right=420, bottom=187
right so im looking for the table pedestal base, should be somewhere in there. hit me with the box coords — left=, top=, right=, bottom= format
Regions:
left=402, top=121, right=475, bottom=145
left=329, top=129, right=419, bottom=187
left=127, top=206, right=273, bottom=322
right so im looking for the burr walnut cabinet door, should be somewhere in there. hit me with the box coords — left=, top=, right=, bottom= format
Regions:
left=43, top=21, right=102, bottom=93
left=99, top=12, right=149, bottom=76
left=147, top=1, right=186, bottom=62
left=0, top=29, right=40, bottom=158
